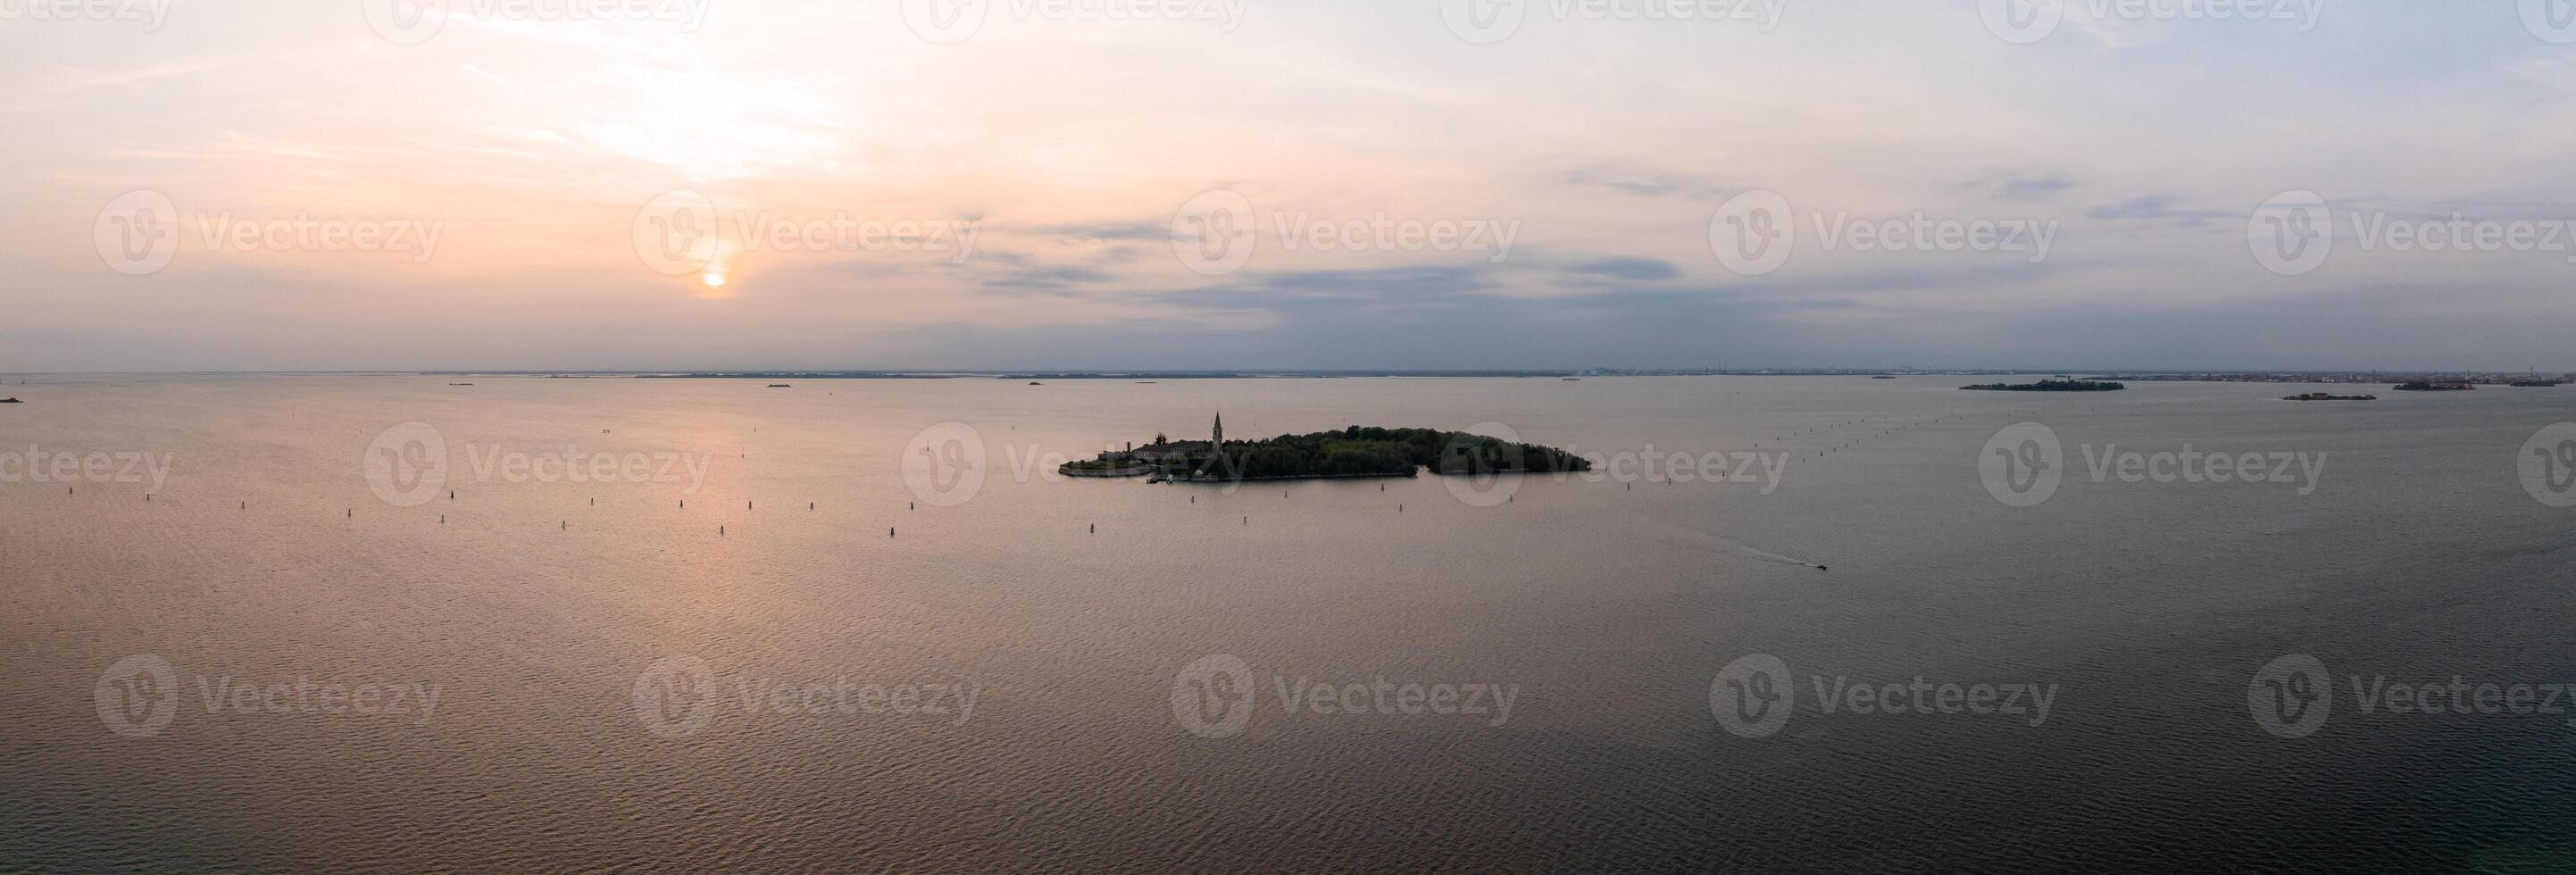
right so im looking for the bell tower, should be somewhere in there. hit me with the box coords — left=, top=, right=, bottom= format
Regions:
left=1212, top=412, right=1223, bottom=446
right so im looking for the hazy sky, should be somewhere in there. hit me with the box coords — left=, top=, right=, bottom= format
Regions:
left=6, top=0, right=2575, bottom=371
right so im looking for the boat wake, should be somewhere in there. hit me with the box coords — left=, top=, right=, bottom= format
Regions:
left=1713, top=536, right=1819, bottom=569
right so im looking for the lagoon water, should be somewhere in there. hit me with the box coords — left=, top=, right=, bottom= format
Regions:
left=4, top=375, right=2574, bottom=871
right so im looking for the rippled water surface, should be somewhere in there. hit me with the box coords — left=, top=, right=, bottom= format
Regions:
left=4, top=375, right=2574, bottom=871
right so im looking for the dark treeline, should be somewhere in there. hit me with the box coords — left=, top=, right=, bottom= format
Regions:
left=1176, top=427, right=1592, bottom=479
left=1959, top=379, right=2126, bottom=392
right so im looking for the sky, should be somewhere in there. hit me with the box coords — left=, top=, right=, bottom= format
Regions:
left=5, top=0, right=2576, bottom=372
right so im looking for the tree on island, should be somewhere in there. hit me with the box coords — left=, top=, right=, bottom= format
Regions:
left=1960, top=379, right=2125, bottom=392
left=1168, top=426, right=1590, bottom=479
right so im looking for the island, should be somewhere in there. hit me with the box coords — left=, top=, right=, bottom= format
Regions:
left=1060, top=458, right=1156, bottom=478
left=1061, top=415, right=1590, bottom=481
left=2393, top=381, right=2474, bottom=392
left=2285, top=392, right=2377, bottom=401
left=1960, top=379, right=2126, bottom=392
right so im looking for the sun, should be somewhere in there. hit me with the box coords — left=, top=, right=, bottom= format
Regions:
left=691, top=258, right=737, bottom=299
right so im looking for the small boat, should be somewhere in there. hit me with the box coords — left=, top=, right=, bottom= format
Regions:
left=767, top=384, right=792, bottom=388
left=0, top=397, right=19, bottom=404
left=1028, top=381, right=1043, bottom=386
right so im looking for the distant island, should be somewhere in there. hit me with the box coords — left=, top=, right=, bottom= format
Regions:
left=2393, top=381, right=2474, bottom=392
left=1062, top=414, right=1590, bottom=481
left=2285, top=392, right=2377, bottom=401
left=1960, top=379, right=2125, bottom=392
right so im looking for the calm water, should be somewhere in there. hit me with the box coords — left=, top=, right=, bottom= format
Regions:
left=4, top=375, right=2573, bottom=872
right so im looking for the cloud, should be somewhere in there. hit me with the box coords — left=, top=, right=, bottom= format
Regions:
left=1035, top=221, right=1169, bottom=243
left=1963, top=172, right=2074, bottom=203
left=1149, top=266, right=1496, bottom=316
left=1563, top=167, right=1727, bottom=199
left=14, top=1, right=2576, bottom=371
left=984, top=265, right=1119, bottom=294
left=875, top=271, right=1800, bottom=371
left=1565, top=257, right=1681, bottom=281
left=2086, top=196, right=2233, bottom=225
left=1717, top=259, right=2073, bottom=298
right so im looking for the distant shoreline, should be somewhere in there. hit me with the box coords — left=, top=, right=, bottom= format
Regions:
left=3, top=369, right=2569, bottom=383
